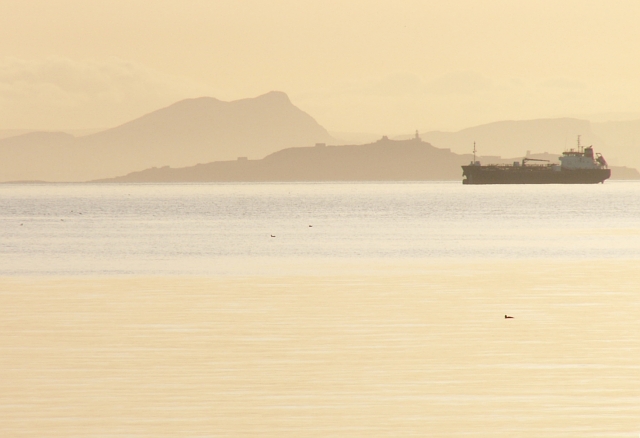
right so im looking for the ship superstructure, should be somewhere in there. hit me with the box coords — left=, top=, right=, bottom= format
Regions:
left=462, top=137, right=611, bottom=184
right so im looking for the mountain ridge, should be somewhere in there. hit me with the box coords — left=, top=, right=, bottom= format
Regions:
left=93, top=136, right=639, bottom=183
left=2, top=92, right=640, bottom=182
left=414, top=117, right=640, bottom=171
left=0, top=91, right=335, bottom=182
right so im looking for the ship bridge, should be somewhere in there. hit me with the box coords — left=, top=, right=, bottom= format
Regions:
left=559, top=146, right=607, bottom=170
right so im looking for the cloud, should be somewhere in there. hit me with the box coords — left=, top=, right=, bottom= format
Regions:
left=364, top=73, right=424, bottom=97
left=425, top=71, right=493, bottom=96
left=309, top=71, right=492, bottom=99
left=294, top=71, right=497, bottom=133
left=539, top=78, right=587, bottom=90
left=0, top=56, right=217, bottom=129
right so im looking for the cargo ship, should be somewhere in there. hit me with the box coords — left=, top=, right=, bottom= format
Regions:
left=462, top=138, right=611, bottom=184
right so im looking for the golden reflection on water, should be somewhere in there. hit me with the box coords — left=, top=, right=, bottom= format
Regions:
left=1, top=261, right=639, bottom=437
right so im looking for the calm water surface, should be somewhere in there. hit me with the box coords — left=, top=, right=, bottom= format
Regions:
left=2, top=182, right=640, bottom=437
left=1, top=181, right=639, bottom=275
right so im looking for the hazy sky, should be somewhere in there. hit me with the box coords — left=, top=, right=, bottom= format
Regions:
left=1, top=0, right=640, bottom=134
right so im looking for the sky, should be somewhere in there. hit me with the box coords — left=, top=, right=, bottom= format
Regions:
left=1, top=0, right=640, bottom=134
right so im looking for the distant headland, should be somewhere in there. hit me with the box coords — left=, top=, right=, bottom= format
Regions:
left=0, top=91, right=639, bottom=183
left=94, top=133, right=639, bottom=183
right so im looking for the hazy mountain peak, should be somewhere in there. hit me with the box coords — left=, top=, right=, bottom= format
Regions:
left=160, top=96, right=223, bottom=112
left=166, top=91, right=290, bottom=109
left=420, top=117, right=602, bottom=159
left=254, top=90, right=291, bottom=104
left=0, top=91, right=335, bottom=182
left=232, top=91, right=294, bottom=110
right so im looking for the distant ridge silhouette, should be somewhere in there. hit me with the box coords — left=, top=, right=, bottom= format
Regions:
left=417, top=118, right=600, bottom=159
left=93, top=136, right=501, bottom=182
left=2, top=94, right=640, bottom=182
left=93, top=135, right=639, bottom=183
left=0, top=91, right=335, bottom=182
left=414, top=118, right=640, bottom=176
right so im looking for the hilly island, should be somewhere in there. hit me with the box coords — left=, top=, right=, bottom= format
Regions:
left=94, top=136, right=638, bottom=182
left=95, top=135, right=472, bottom=182
left=1, top=91, right=639, bottom=183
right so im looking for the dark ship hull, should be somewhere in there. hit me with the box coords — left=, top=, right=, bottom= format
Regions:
left=462, top=165, right=611, bottom=185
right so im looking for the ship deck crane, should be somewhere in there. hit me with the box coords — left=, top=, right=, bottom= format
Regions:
left=522, top=157, right=550, bottom=166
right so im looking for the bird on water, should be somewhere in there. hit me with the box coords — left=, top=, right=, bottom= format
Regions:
left=504, top=315, right=514, bottom=319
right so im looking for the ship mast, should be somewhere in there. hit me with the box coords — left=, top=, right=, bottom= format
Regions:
left=473, top=141, right=476, bottom=164
left=577, top=135, right=582, bottom=153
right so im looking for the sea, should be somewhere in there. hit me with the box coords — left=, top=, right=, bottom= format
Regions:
left=2, top=181, right=640, bottom=276
left=1, top=181, right=640, bottom=437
